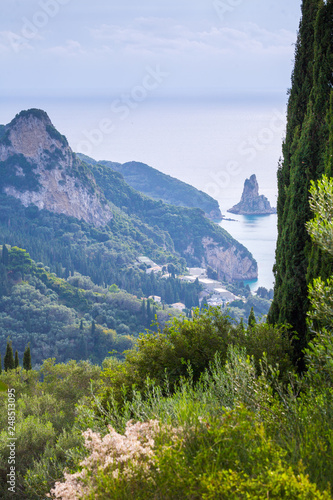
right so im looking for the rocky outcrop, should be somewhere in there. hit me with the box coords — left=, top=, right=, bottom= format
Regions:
left=228, top=174, right=276, bottom=215
left=201, top=237, right=258, bottom=281
left=0, top=109, right=112, bottom=227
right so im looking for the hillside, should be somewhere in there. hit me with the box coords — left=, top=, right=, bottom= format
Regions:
left=0, top=245, right=190, bottom=366
left=0, top=109, right=257, bottom=285
left=77, top=154, right=223, bottom=220
left=89, top=161, right=257, bottom=282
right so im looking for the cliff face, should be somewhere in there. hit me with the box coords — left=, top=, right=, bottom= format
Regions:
left=228, top=174, right=276, bottom=215
left=201, top=237, right=258, bottom=281
left=0, top=110, right=112, bottom=227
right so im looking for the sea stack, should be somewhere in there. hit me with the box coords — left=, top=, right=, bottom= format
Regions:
left=228, top=174, right=276, bottom=215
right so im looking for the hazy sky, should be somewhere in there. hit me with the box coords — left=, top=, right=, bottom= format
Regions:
left=1, top=0, right=301, bottom=97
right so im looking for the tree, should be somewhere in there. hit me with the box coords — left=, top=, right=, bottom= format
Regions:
left=14, top=350, right=19, bottom=369
left=91, top=320, right=96, bottom=336
left=147, top=299, right=153, bottom=326
left=4, top=341, right=15, bottom=371
left=23, top=344, right=32, bottom=371
left=207, top=266, right=218, bottom=280
left=0, top=263, right=8, bottom=297
left=9, top=246, right=33, bottom=275
left=304, top=175, right=333, bottom=388
left=248, top=307, right=256, bottom=328
left=269, top=0, right=333, bottom=368
left=2, top=244, right=9, bottom=266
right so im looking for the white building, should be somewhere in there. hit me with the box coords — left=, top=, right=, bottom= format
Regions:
left=149, top=295, right=162, bottom=303
left=188, top=267, right=207, bottom=277
left=146, top=266, right=163, bottom=275
left=171, top=302, right=186, bottom=311
left=213, top=288, right=239, bottom=302
left=137, top=256, right=157, bottom=267
left=198, top=278, right=222, bottom=290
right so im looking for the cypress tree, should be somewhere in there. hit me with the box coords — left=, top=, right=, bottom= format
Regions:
left=147, top=299, right=152, bottom=326
left=91, top=320, right=96, bottom=348
left=268, top=0, right=333, bottom=368
left=2, top=244, right=9, bottom=266
left=248, top=307, right=256, bottom=328
left=23, top=344, right=32, bottom=370
left=141, top=299, right=146, bottom=321
left=0, top=263, right=8, bottom=297
left=4, top=341, right=15, bottom=371
left=14, top=350, right=19, bottom=369
left=0, top=352, right=2, bottom=374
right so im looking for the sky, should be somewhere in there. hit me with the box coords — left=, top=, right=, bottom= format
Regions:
left=0, top=0, right=301, bottom=98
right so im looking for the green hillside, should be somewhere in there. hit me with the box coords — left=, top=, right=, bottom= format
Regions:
left=0, top=245, right=194, bottom=366
left=77, top=154, right=223, bottom=219
left=89, top=161, right=253, bottom=271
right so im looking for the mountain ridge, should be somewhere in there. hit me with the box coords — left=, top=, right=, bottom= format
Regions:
left=0, top=109, right=112, bottom=227
left=77, top=154, right=223, bottom=220
left=0, top=109, right=257, bottom=283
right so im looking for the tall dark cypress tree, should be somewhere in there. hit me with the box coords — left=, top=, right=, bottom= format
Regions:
left=0, top=263, right=8, bottom=297
left=14, top=350, right=19, bottom=369
left=4, top=341, right=15, bottom=371
left=23, top=344, right=32, bottom=371
left=268, top=0, right=333, bottom=368
left=2, top=244, right=9, bottom=266
left=248, top=307, right=256, bottom=328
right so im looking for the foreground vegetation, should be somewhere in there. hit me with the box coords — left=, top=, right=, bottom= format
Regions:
left=0, top=175, right=332, bottom=498
left=0, top=304, right=331, bottom=498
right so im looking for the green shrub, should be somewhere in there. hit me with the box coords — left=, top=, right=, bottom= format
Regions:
left=51, top=406, right=330, bottom=500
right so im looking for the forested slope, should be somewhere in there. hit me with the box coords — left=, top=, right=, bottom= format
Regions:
left=77, top=154, right=223, bottom=220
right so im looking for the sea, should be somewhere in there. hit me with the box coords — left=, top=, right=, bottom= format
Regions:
left=1, top=92, right=285, bottom=291
left=219, top=214, right=277, bottom=291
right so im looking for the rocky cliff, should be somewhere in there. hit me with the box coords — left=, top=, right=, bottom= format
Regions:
left=201, top=237, right=258, bottom=282
left=228, top=174, right=276, bottom=215
left=0, top=109, right=112, bottom=227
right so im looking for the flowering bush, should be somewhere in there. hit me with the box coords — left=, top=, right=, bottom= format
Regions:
left=50, top=407, right=330, bottom=500
left=50, top=420, right=168, bottom=499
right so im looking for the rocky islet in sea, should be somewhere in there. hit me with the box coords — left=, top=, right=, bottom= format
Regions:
left=228, top=174, right=277, bottom=215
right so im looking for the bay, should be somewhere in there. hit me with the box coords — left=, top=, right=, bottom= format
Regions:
left=219, top=214, right=277, bottom=291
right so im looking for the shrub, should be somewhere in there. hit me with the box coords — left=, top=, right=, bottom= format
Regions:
left=50, top=407, right=330, bottom=500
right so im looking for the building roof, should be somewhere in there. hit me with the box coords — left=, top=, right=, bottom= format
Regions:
left=171, top=302, right=186, bottom=310
left=137, top=256, right=157, bottom=267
